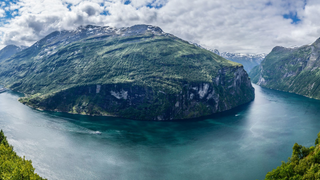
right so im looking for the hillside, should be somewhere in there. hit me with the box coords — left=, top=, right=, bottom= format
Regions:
left=266, top=132, right=320, bottom=179
left=0, top=45, right=26, bottom=62
left=250, top=38, right=320, bottom=99
left=0, top=130, right=44, bottom=179
left=0, top=25, right=254, bottom=120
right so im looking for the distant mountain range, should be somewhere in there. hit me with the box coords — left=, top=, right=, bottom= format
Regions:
left=0, top=24, right=254, bottom=120
left=0, top=45, right=27, bottom=62
left=249, top=37, right=320, bottom=99
left=190, top=43, right=266, bottom=73
left=212, top=49, right=266, bottom=73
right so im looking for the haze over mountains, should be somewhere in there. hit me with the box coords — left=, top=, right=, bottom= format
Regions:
left=250, top=37, right=320, bottom=99
left=0, top=24, right=254, bottom=120
left=0, top=45, right=27, bottom=62
left=212, top=49, right=266, bottom=73
left=190, top=43, right=265, bottom=73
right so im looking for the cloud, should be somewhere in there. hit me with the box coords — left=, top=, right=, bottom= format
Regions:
left=0, top=9, right=5, bottom=17
left=0, top=0, right=319, bottom=54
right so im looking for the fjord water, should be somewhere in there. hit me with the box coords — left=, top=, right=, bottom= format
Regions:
left=1, top=84, right=320, bottom=180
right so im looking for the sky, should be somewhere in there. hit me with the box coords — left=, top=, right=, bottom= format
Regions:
left=0, top=0, right=319, bottom=54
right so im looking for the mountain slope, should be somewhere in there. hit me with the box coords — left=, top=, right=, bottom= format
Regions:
left=0, top=25, right=254, bottom=120
left=0, top=130, right=44, bottom=179
left=213, top=49, right=265, bottom=73
left=0, top=45, right=26, bottom=62
left=265, top=132, right=320, bottom=179
left=249, top=38, right=320, bottom=99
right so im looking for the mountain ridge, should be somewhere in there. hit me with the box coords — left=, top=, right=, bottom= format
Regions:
left=0, top=45, right=27, bottom=62
left=0, top=24, right=254, bottom=120
left=189, top=43, right=266, bottom=72
left=212, top=49, right=266, bottom=72
left=249, top=37, right=320, bottom=99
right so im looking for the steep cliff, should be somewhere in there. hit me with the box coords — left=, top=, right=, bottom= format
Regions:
left=0, top=25, right=254, bottom=120
left=250, top=37, right=320, bottom=99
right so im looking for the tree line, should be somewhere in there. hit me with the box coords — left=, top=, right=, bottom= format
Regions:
left=0, top=130, right=44, bottom=180
left=266, top=132, right=320, bottom=179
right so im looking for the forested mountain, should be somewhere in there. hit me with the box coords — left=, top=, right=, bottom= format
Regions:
left=0, top=130, right=44, bottom=179
left=250, top=37, right=320, bottom=99
left=0, top=25, right=254, bottom=120
left=0, top=45, right=27, bottom=62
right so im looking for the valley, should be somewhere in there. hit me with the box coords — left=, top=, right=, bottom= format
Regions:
left=1, top=0, right=320, bottom=179
left=213, top=49, right=265, bottom=73
left=1, top=84, right=320, bottom=180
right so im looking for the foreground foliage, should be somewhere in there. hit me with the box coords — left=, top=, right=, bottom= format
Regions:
left=0, top=130, right=44, bottom=180
left=266, top=132, right=320, bottom=179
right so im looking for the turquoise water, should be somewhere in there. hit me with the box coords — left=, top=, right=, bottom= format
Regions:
left=1, top=84, right=320, bottom=179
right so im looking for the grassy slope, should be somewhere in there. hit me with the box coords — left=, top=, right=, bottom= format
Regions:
left=0, top=130, right=44, bottom=179
left=0, top=33, right=239, bottom=95
left=0, top=28, right=254, bottom=120
left=249, top=44, right=320, bottom=98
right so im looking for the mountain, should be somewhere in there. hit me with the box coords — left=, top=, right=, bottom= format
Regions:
left=0, top=24, right=254, bottom=120
left=0, top=45, right=27, bottom=62
left=213, top=49, right=266, bottom=73
left=249, top=37, right=320, bottom=99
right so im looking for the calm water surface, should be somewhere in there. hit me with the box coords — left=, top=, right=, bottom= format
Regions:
left=1, top=84, right=320, bottom=180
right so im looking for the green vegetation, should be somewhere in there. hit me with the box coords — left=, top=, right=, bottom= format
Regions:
left=0, top=45, right=25, bottom=63
left=0, top=130, right=44, bottom=180
left=249, top=38, right=320, bottom=100
left=265, top=132, right=320, bottom=180
left=0, top=34, right=237, bottom=94
left=0, top=25, right=254, bottom=120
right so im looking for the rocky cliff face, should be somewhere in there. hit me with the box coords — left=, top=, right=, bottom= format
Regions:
left=249, top=37, right=320, bottom=99
left=0, top=24, right=254, bottom=120
left=20, top=66, right=253, bottom=120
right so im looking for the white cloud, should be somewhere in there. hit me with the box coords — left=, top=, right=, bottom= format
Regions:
left=0, top=9, right=5, bottom=17
left=9, top=3, right=21, bottom=11
left=0, top=0, right=319, bottom=54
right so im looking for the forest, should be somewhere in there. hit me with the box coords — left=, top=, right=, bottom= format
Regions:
left=0, top=130, right=44, bottom=180
left=266, top=132, right=320, bottom=179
